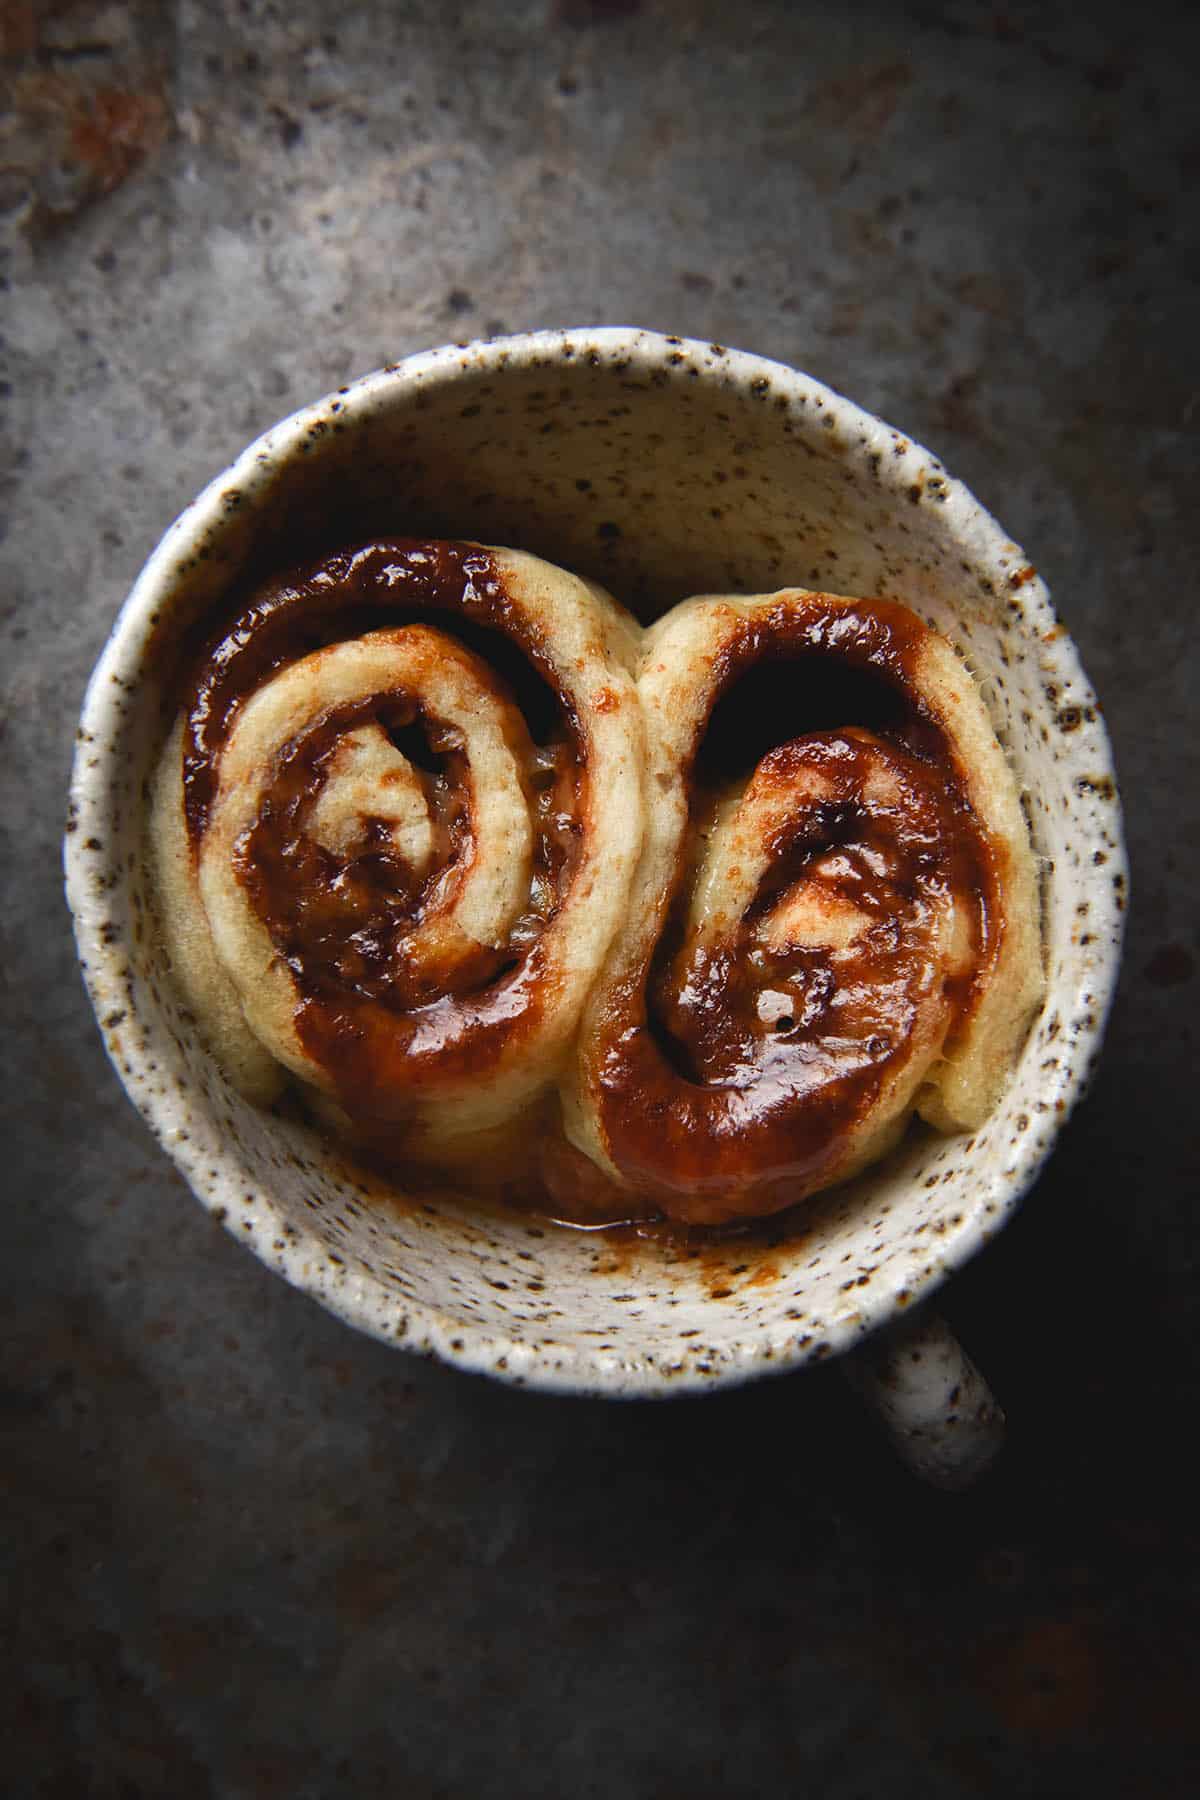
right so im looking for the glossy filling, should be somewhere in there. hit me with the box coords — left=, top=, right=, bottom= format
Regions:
left=561, top=594, right=1018, bottom=1227
left=162, top=544, right=1036, bottom=1234
left=180, top=541, right=588, bottom=1142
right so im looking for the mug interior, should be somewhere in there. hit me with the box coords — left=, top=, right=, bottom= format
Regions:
left=67, top=330, right=1125, bottom=1393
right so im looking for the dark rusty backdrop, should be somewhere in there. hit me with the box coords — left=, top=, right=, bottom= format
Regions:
left=2, top=2, right=1197, bottom=1795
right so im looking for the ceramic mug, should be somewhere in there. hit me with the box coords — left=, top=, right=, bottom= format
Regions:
left=65, top=329, right=1126, bottom=1486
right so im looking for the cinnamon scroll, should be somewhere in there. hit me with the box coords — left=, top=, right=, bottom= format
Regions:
left=563, top=589, right=1043, bottom=1225
left=150, top=548, right=1042, bottom=1226
left=149, top=542, right=645, bottom=1176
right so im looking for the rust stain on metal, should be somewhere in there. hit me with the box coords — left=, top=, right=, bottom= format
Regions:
left=808, top=61, right=915, bottom=138
left=2, top=0, right=171, bottom=241
left=67, top=83, right=168, bottom=194
left=973, top=1616, right=1105, bottom=1741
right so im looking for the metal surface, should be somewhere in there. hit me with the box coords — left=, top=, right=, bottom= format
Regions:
left=3, top=2, right=1197, bottom=1794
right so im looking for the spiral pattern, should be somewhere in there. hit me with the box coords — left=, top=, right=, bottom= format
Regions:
left=151, top=548, right=1041, bottom=1226
left=561, top=589, right=1043, bottom=1226
left=149, top=541, right=645, bottom=1174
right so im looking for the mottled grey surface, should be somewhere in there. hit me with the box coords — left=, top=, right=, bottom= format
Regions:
left=3, top=2, right=1198, bottom=1797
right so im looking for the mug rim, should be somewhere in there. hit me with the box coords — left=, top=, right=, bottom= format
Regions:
left=64, top=326, right=1128, bottom=1396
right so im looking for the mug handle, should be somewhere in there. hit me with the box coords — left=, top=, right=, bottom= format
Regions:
left=841, top=1307, right=1005, bottom=1490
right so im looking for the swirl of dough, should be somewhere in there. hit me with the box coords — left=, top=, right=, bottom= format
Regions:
left=149, top=541, right=645, bottom=1173
left=561, top=588, right=1043, bottom=1226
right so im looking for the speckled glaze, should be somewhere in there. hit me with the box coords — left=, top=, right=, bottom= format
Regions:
left=65, top=329, right=1125, bottom=1406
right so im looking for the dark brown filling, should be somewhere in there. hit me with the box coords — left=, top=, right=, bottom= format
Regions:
left=581, top=597, right=1000, bottom=1225
left=183, top=541, right=584, bottom=1128
left=183, top=540, right=573, bottom=840
left=181, top=549, right=1001, bottom=1232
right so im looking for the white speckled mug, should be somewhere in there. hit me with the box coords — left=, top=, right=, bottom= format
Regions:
left=65, top=330, right=1125, bottom=1487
